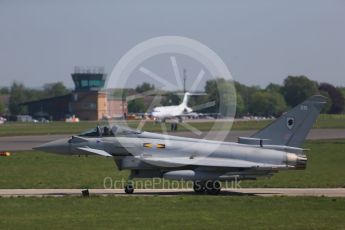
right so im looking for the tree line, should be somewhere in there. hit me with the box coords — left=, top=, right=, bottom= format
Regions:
left=0, top=82, right=69, bottom=116
left=128, top=75, right=345, bottom=117
left=1, top=76, right=344, bottom=117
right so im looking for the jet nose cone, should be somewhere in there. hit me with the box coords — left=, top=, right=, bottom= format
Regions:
left=34, top=138, right=71, bottom=154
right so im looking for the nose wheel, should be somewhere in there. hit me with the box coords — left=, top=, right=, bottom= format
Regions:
left=193, top=181, right=205, bottom=194
left=193, top=180, right=221, bottom=195
left=124, top=184, right=134, bottom=194
left=205, top=181, right=221, bottom=195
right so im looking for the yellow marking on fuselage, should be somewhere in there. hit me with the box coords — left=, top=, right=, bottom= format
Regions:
left=143, top=143, right=153, bottom=148
left=156, top=144, right=166, bottom=149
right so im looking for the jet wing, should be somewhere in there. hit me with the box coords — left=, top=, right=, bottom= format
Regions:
left=77, top=147, right=112, bottom=157
left=136, top=156, right=286, bottom=169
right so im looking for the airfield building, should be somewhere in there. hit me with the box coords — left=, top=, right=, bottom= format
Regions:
left=22, top=67, right=127, bottom=121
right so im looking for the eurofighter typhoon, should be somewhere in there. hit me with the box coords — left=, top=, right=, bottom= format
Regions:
left=35, top=95, right=325, bottom=194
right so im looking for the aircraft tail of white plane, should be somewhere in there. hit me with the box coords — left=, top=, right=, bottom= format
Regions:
left=251, top=95, right=326, bottom=147
left=180, top=92, right=191, bottom=107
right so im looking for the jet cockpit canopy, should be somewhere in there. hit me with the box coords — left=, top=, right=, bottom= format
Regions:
left=78, top=125, right=142, bottom=138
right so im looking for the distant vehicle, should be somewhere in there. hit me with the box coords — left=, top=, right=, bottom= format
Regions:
left=17, top=115, right=33, bottom=122
left=38, top=118, right=50, bottom=123
left=0, top=116, right=6, bottom=124
left=241, top=116, right=276, bottom=121
left=151, top=92, right=200, bottom=122
left=0, top=151, right=11, bottom=156
left=35, top=95, right=326, bottom=195
left=65, top=115, right=79, bottom=123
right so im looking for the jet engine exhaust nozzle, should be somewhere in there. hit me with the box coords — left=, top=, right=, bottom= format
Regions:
left=286, top=153, right=307, bottom=170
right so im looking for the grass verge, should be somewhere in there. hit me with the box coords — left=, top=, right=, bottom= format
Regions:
left=0, top=114, right=344, bottom=137
left=0, top=196, right=345, bottom=230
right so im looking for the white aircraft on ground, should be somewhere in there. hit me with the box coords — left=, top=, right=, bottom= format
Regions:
left=151, top=92, right=197, bottom=122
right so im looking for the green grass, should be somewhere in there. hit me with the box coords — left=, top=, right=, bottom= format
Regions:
left=0, top=121, right=98, bottom=136
left=0, top=120, right=254, bottom=136
left=0, top=196, right=345, bottom=230
left=0, top=113, right=344, bottom=136
left=313, top=114, right=345, bottom=129
left=0, top=151, right=122, bottom=189
left=1, top=139, right=345, bottom=189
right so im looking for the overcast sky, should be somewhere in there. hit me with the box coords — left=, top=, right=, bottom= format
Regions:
left=0, top=0, right=344, bottom=90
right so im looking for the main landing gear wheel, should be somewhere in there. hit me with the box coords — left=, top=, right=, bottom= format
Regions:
left=193, top=181, right=205, bottom=194
left=205, top=181, right=221, bottom=195
left=124, top=184, right=134, bottom=194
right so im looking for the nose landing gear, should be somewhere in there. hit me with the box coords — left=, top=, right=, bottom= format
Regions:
left=124, top=184, right=134, bottom=194
left=124, top=175, right=134, bottom=194
left=205, top=181, right=221, bottom=195
left=193, top=180, right=221, bottom=195
left=193, top=181, right=206, bottom=194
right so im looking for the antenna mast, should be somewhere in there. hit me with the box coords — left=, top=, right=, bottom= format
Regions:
left=183, top=68, right=187, bottom=93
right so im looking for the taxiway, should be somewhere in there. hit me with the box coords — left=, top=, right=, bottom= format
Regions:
left=1, top=129, right=344, bottom=151
left=0, top=188, right=344, bottom=197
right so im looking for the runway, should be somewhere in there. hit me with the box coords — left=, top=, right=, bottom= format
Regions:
left=0, top=188, right=344, bottom=197
left=1, top=129, right=345, bottom=151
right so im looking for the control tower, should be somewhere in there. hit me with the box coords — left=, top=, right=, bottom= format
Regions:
left=72, top=67, right=106, bottom=91
left=70, top=67, right=107, bottom=120
left=22, top=67, right=127, bottom=121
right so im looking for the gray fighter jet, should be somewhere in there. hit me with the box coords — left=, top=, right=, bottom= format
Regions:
left=35, top=95, right=325, bottom=194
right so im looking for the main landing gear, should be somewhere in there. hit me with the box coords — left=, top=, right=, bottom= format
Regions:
left=124, top=180, right=222, bottom=195
left=193, top=180, right=221, bottom=195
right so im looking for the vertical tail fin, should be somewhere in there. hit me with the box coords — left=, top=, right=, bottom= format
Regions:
left=251, top=95, right=326, bottom=147
left=180, top=92, right=190, bottom=107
